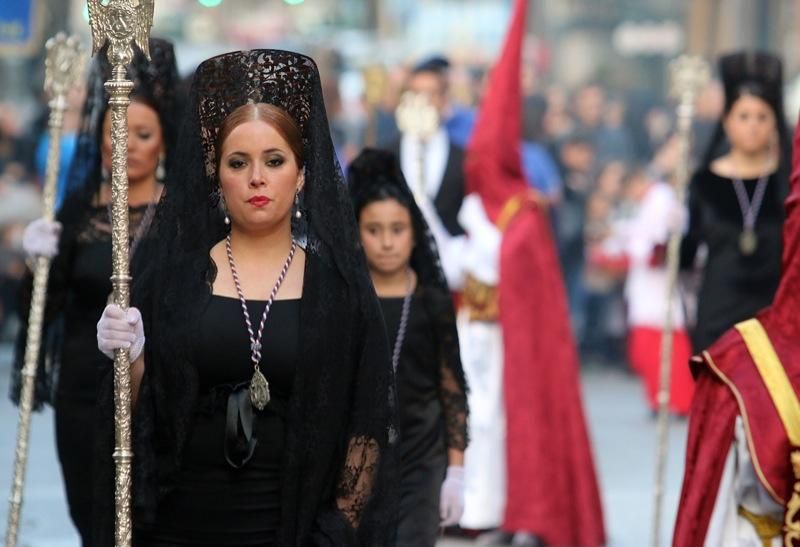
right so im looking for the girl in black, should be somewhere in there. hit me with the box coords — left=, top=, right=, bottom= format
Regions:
left=11, top=39, right=180, bottom=547
left=348, top=148, right=468, bottom=547
left=681, top=51, right=790, bottom=352
left=95, top=50, right=397, bottom=546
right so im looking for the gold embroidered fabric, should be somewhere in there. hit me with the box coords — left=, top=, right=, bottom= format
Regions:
left=462, top=274, right=498, bottom=322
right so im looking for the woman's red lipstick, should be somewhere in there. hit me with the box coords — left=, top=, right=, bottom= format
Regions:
left=248, top=195, right=271, bottom=207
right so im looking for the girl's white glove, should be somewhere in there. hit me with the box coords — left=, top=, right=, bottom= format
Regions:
left=439, top=465, right=465, bottom=527
left=22, top=218, right=62, bottom=260
left=97, top=304, right=145, bottom=362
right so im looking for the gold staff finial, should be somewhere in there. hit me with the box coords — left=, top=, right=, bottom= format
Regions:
left=5, top=33, right=85, bottom=547
left=651, top=53, right=710, bottom=547
left=87, top=1, right=153, bottom=546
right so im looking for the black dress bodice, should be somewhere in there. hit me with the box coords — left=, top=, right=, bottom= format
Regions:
left=144, top=295, right=299, bottom=546
left=681, top=168, right=786, bottom=351
left=379, top=288, right=468, bottom=465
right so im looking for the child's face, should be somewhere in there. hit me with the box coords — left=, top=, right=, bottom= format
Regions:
left=359, top=198, right=415, bottom=277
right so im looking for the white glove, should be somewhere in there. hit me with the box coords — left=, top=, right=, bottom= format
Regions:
left=97, top=304, right=145, bottom=362
left=439, top=465, right=465, bottom=527
left=667, top=201, right=688, bottom=235
left=458, top=195, right=501, bottom=285
left=22, top=218, right=62, bottom=260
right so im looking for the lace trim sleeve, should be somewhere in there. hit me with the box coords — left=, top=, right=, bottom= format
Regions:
left=314, top=296, right=397, bottom=546
left=334, top=435, right=381, bottom=528
left=428, top=287, right=469, bottom=451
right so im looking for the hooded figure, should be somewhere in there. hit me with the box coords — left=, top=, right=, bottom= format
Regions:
left=419, top=1, right=605, bottom=544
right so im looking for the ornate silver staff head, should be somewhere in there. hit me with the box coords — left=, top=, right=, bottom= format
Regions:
left=44, top=33, right=86, bottom=105
left=669, top=55, right=712, bottom=109
left=395, top=91, right=440, bottom=142
left=87, top=0, right=154, bottom=67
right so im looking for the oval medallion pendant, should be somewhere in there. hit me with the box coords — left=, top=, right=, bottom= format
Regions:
left=249, top=368, right=270, bottom=411
left=739, top=229, right=758, bottom=256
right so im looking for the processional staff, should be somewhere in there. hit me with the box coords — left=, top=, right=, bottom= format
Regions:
left=4, top=33, right=85, bottom=547
left=362, top=64, right=388, bottom=147
left=395, top=91, right=439, bottom=204
left=651, top=54, right=710, bottom=547
left=85, top=0, right=154, bottom=545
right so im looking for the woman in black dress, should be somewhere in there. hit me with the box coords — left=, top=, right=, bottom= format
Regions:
left=11, top=38, right=179, bottom=547
left=347, top=148, right=468, bottom=546
left=681, top=51, right=790, bottom=352
left=95, top=50, right=397, bottom=546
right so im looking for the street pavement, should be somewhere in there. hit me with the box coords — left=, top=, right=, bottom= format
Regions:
left=0, top=344, right=687, bottom=546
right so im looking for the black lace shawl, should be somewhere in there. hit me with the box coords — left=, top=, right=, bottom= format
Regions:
left=92, top=50, right=398, bottom=546
left=9, top=38, right=180, bottom=409
left=347, top=148, right=469, bottom=451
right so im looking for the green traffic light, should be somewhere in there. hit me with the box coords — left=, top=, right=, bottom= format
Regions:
left=198, top=0, right=223, bottom=7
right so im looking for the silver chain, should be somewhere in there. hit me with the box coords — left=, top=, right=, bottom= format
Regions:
left=391, top=269, right=415, bottom=372
left=225, top=235, right=297, bottom=368
left=732, top=174, right=770, bottom=230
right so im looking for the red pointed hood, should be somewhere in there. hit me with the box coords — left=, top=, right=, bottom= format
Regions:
left=465, top=0, right=529, bottom=222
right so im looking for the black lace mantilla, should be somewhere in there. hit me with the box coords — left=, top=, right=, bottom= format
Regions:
left=62, top=37, right=181, bottom=217
left=194, top=50, right=315, bottom=193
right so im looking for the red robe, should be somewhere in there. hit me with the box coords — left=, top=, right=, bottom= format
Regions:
left=673, top=114, right=800, bottom=545
left=464, top=0, right=605, bottom=543
left=499, top=198, right=606, bottom=546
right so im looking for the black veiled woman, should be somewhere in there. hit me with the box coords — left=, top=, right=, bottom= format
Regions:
left=347, top=149, right=469, bottom=546
left=10, top=38, right=180, bottom=547
left=94, top=50, right=397, bottom=546
left=681, top=51, right=790, bottom=352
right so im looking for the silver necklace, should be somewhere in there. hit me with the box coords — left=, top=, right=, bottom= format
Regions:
left=226, top=235, right=297, bottom=410
left=390, top=269, right=415, bottom=372
left=732, top=173, right=769, bottom=256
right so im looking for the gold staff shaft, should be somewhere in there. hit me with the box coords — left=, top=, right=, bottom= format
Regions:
left=87, top=1, right=153, bottom=544
left=107, top=68, right=135, bottom=547
left=651, top=55, right=710, bottom=547
left=5, top=34, right=83, bottom=547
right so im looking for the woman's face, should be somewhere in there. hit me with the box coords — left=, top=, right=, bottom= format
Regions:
left=101, top=101, right=163, bottom=185
left=723, top=94, right=776, bottom=156
left=218, top=119, right=303, bottom=234
left=359, top=198, right=414, bottom=277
